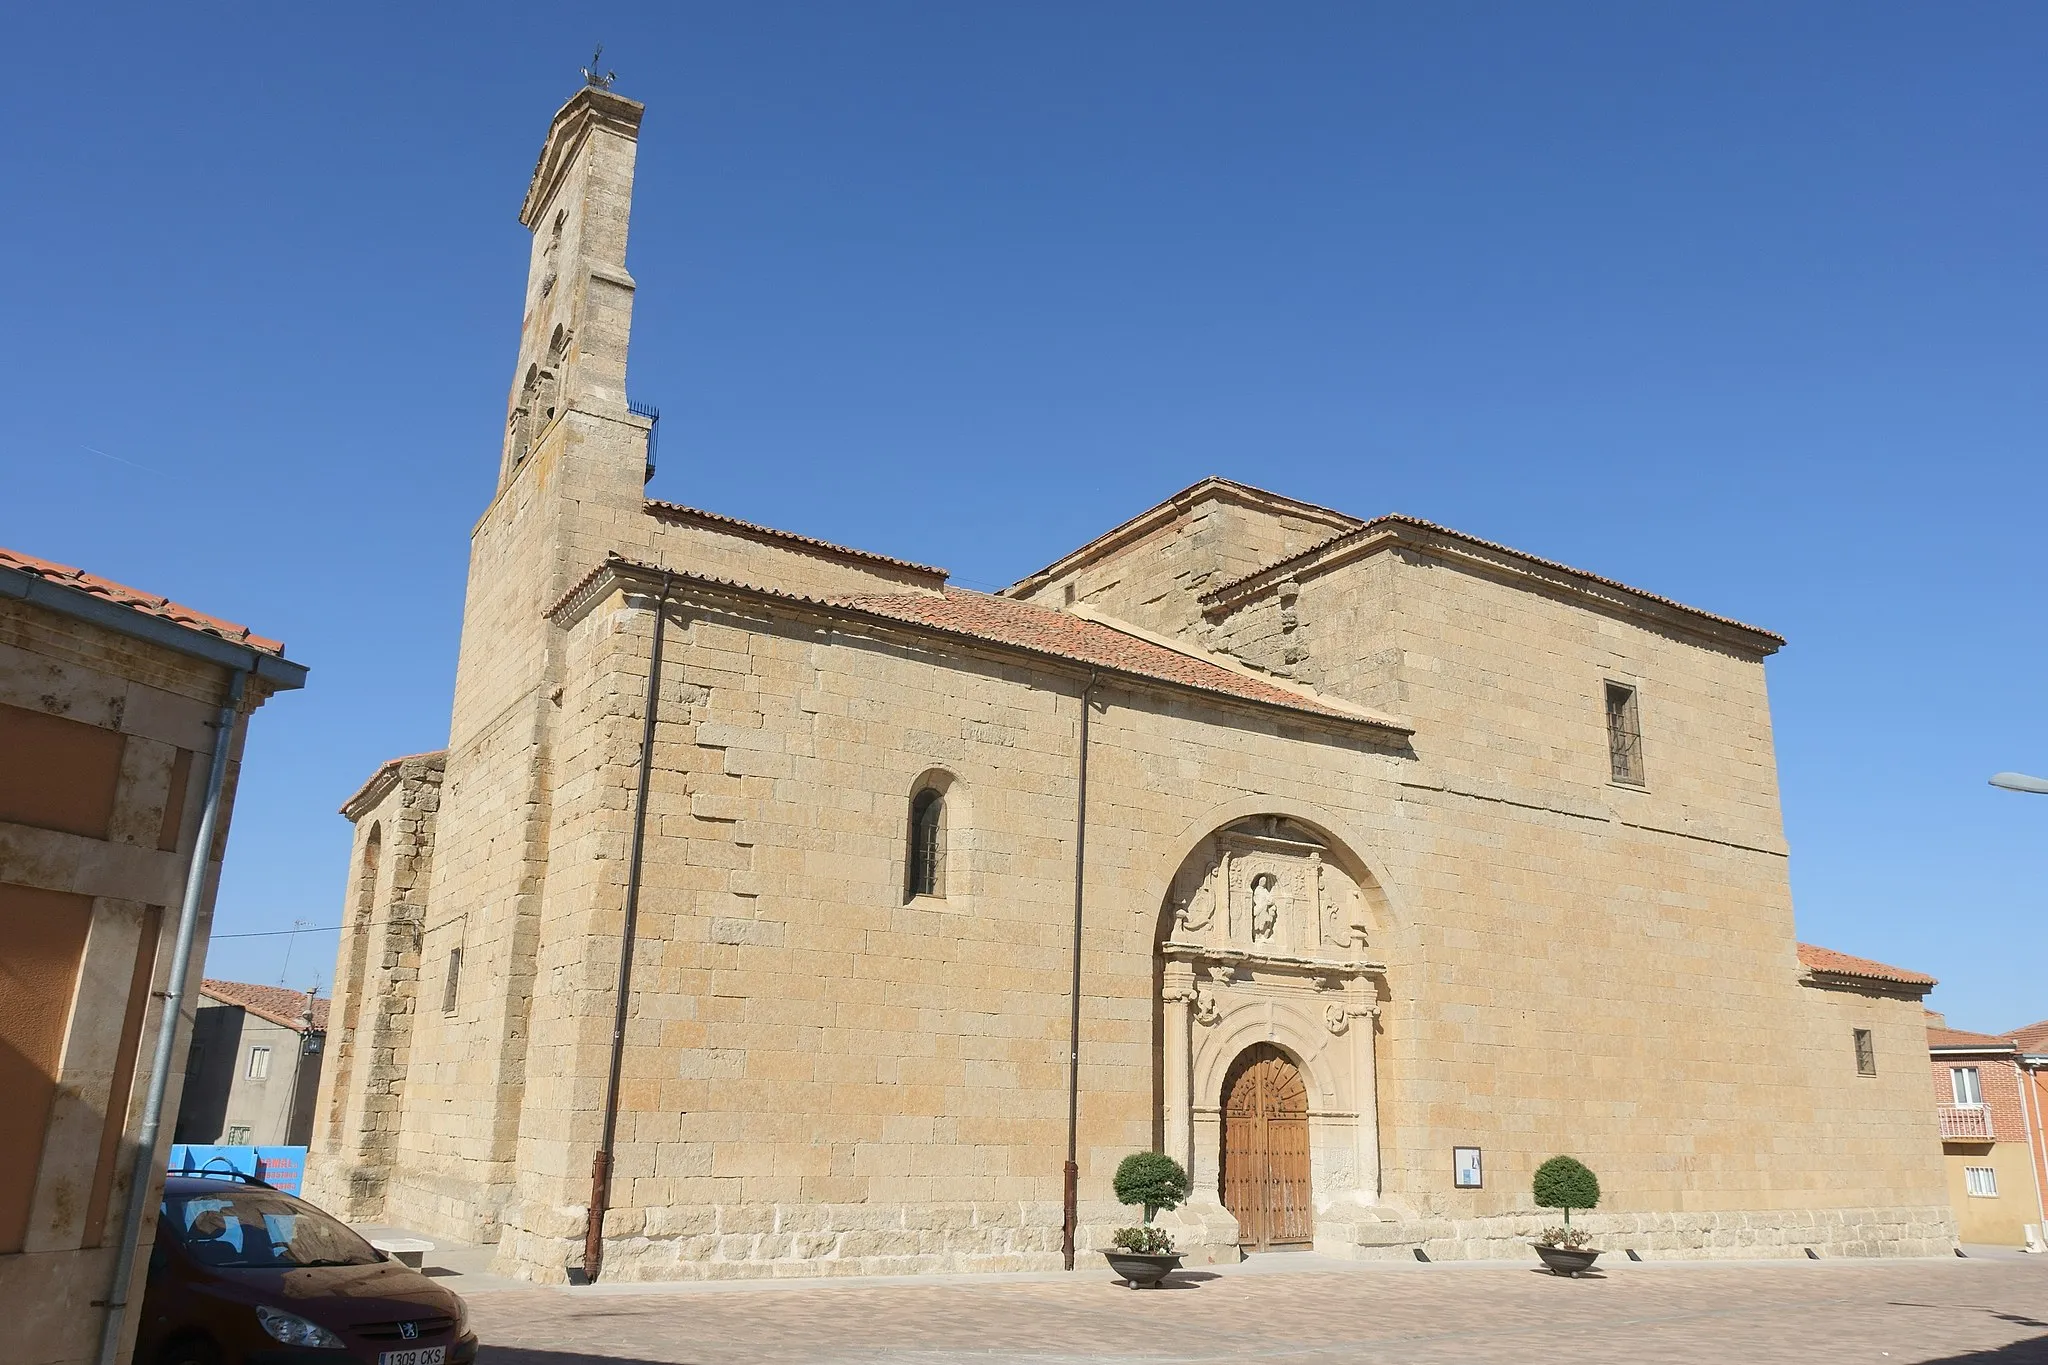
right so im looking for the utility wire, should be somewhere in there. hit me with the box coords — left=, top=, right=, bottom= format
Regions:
left=211, top=924, right=342, bottom=939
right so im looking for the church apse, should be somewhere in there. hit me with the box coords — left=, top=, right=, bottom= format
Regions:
left=1156, top=817, right=1390, bottom=1247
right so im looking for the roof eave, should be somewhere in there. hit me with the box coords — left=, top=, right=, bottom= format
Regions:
left=0, top=562, right=307, bottom=690
left=1200, top=516, right=1786, bottom=658
left=553, top=557, right=1409, bottom=736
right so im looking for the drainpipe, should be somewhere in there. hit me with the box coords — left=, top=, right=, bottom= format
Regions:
left=586, top=572, right=673, bottom=1283
left=97, top=668, right=248, bottom=1365
left=1062, top=673, right=1098, bottom=1271
left=2012, top=1052, right=2048, bottom=1243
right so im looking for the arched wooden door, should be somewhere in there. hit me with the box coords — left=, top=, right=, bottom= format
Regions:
left=1220, top=1043, right=1313, bottom=1250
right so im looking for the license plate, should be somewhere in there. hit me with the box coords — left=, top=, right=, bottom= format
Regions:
left=379, top=1349, right=445, bottom=1365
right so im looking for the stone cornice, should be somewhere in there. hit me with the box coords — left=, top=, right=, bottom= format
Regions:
left=340, top=750, right=446, bottom=822
left=1201, top=516, right=1785, bottom=658
left=1161, top=940, right=1387, bottom=979
left=1003, top=476, right=1361, bottom=599
left=520, top=87, right=645, bottom=228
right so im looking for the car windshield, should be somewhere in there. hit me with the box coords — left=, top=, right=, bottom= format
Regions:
left=162, top=1185, right=382, bottom=1268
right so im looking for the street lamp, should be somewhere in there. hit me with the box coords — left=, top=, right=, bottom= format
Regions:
left=1990, top=772, right=2048, bottom=794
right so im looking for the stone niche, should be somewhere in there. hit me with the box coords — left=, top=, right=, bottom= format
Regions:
left=1156, top=817, right=1391, bottom=1253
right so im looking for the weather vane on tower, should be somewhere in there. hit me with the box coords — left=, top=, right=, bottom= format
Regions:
left=581, top=44, right=616, bottom=90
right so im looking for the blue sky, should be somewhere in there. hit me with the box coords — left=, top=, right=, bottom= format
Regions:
left=4, top=4, right=2042, bottom=1031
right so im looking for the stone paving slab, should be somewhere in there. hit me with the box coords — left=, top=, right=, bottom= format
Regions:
left=467, top=1255, right=2048, bottom=1364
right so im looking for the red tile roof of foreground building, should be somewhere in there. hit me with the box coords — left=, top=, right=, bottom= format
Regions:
left=1796, top=943, right=1938, bottom=989
left=201, top=979, right=329, bottom=1032
left=0, top=546, right=287, bottom=655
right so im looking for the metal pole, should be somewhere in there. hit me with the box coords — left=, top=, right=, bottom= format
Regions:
left=1062, top=674, right=1097, bottom=1270
left=96, top=667, right=247, bottom=1365
left=586, top=572, right=672, bottom=1283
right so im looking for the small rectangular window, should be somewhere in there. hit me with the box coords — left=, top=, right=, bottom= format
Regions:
left=1853, top=1028, right=1876, bottom=1076
left=443, top=947, right=463, bottom=1015
left=245, top=1045, right=270, bottom=1081
left=1604, top=682, right=1645, bottom=786
left=225, top=1125, right=251, bottom=1146
left=1952, top=1066, right=1984, bottom=1107
left=1965, top=1166, right=1999, bottom=1198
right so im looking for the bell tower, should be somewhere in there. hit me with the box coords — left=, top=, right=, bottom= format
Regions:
left=412, top=84, right=658, bottom=1243
left=498, top=86, right=649, bottom=490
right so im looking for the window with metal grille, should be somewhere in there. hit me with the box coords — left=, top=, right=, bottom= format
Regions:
left=1853, top=1028, right=1876, bottom=1076
left=908, top=789, right=945, bottom=899
left=443, top=947, right=463, bottom=1015
left=1965, top=1166, right=1999, bottom=1198
left=245, top=1046, right=270, bottom=1081
left=1605, top=682, right=1645, bottom=785
left=225, top=1125, right=251, bottom=1145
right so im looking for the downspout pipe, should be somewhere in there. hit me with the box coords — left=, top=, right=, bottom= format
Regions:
left=97, top=667, right=248, bottom=1365
left=586, top=571, right=673, bottom=1283
left=1062, top=672, right=1098, bottom=1271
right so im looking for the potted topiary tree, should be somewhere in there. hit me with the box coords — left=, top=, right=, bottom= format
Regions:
left=1531, top=1155, right=1602, bottom=1276
left=1104, top=1152, right=1193, bottom=1288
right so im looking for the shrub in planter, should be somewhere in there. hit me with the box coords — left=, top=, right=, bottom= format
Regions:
left=1113, top=1151, right=1192, bottom=1225
left=1537, top=1225, right=1594, bottom=1251
left=1105, top=1152, right=1192, bottom=1285
left=1532, top=1155, right=1601, bottom=1232
left=1110, top=1225, right=1176, bottom=1254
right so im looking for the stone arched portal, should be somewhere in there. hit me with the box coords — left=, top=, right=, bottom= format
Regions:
left=1158, top=816, right=1387, bottom=1246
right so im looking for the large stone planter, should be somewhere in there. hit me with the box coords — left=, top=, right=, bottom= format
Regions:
left=1103, top=1250, right=1183, bottom=1288
left=1533, top=1243, right=1601, bottom=1277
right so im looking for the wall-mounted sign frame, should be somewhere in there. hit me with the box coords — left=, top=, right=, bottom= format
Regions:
left=1453, top=1145, right=1483, bottom=1189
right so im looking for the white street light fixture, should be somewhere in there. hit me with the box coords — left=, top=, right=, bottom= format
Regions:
left=1990, top=772, right=2048, bottom=794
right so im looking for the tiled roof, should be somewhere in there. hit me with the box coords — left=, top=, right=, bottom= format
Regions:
left=552, top=557, right=1409, bottom=732
left=1927, top=1021, right=2016, bottom=1052
left=2004, top=1019, right=2048, bottom=1054
left=646, top=502, right=948, bottom=578
left=201, top=979, right=328, bottom=1033
left=1199, top=514, right=1785, bottom=649
left=1, top=546, right=286, bottom=655
left=1796, top=943, right=1937, bottom=989
left=831, top=586, right=1409, bottom=729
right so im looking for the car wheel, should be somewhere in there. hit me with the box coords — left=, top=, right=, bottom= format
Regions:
left=155, top=1337, right=221, bottom=1365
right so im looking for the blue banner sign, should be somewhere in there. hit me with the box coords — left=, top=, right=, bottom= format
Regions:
left=168, top=1144, right=306, bottom=1196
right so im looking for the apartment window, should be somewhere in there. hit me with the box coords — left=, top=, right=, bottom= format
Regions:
left=245, top=1045, right=270, bottom=1081
left=443, top=946, right=463, bottom=1015
left=225, top=1125, right=251, bottom=1146
left=1604, top=682, right=1645, bottom=785
left=1853, top=1028, right=1876, bottom=1076
left=1952, top=1066, right=1984, bottom=1107
left=1965, top=1166, right=1999, bottom=1198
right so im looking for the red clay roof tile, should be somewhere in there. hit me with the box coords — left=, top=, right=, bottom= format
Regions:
left=646, top=501, right=948, bottom=578
left=2005, top=1019, right=2048, bottom=1054
left=201, top=978, right=328, bottom=1032
left=1796, top=942, right=1937, bottom=989
left=829, top=586, right=1406, bottom=728
left=1, top=547, right=287, bottom=655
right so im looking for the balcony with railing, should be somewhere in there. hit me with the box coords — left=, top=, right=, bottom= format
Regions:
left=1939, top=1105, right=1994, bottom=1140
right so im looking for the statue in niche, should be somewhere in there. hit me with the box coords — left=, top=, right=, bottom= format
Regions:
left=1250, top=872, right=1280, bottom=943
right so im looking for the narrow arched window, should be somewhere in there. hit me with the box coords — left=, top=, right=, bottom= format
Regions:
left=908, top=788, right=944, bottom=899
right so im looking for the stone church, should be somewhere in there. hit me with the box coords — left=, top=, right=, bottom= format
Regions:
left=307, top=85, right=1953, bottom=1281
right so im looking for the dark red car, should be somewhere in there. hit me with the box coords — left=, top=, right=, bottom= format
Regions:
left=137, top=1173, right=479, bottom=1365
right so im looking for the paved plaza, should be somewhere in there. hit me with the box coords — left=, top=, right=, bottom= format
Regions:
left=462, top=1252, right=2048, bottom=1365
